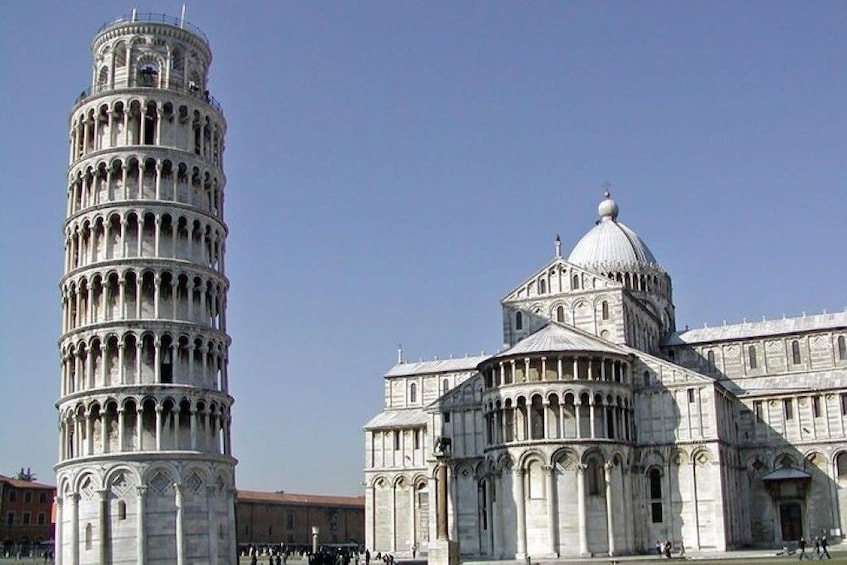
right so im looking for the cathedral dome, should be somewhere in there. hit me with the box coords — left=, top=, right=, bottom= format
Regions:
left=568, top=192, right=658, bottom=268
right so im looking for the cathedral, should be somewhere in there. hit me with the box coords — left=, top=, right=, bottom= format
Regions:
left=363, top=193, right=847, bottom=558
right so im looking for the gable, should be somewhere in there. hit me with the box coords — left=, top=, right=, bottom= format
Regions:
left=501, top=257, right=621, bottom=304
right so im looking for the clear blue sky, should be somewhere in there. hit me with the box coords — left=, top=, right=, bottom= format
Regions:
left=1, top=1, right=845, bottom=496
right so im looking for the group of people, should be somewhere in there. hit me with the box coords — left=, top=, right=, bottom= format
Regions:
left=798, top=533, right=832, bottom=560
left=655, top=539, right=684, bottom=559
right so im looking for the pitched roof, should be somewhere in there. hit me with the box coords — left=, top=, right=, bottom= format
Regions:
left=363, top=410, right=428, bottom=430
left=0, top=474, right=56, bottom=490
left=665, top=311, right=847, bottom=346
left=236, top=490, right=364, bottom=507
left=489, top=322, right=626, bottom=360
left=384, top=355, right=488, bottom=377
left=762, top=467, right=810, bottom=481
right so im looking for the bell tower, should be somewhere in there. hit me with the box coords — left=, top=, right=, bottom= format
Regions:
left=56, top=11, right=236, bottom=564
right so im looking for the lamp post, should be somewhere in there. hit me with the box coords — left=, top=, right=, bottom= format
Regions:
left=312, top=526, right=320, bottom=555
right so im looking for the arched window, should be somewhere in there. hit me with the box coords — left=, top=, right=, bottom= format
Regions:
left=572, top=274, right=580, bottom=290
left=115, top=44, right=127, bottom=67
left=791, top=340, right=801, bottom=365
left=748, top=345, right=758, bottom=369
left=118, top=500, right=127, bottom=520
left=85, top=523, right=93, bottom=550
left=539, top=279, right=546, bottom=294
left=515, top=311, right=523, bottom=331
left=706, top=350, right=716, bottom=371
left=836, top=452, right=847, bottom=479
left=601, top=301, right=609, bottom=321
left=838, top=336, right=847, bottom=361
left=556, top=305, right=565, bottom=323
left=442, top=379, right=449, bottom=395
left=409, top=382, right=417, bottom=404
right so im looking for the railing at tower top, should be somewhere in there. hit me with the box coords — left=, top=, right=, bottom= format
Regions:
left=73, top=82, right=224, bottom=116
left=97, top=11, right=209, bottom=45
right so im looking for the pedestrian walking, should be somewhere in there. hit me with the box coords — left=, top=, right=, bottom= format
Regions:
left=798, top=537, right=808, bottom=560
left=820, top=532, right=831, bottom=559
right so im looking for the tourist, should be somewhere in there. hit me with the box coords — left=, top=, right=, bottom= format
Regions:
left=813, top=537, right=821, bottom=558
left=798, top=536, right=808, bottom=560
left=819, top=532, right=831, bottom=559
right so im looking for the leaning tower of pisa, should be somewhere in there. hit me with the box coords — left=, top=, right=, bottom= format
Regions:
left=56, top=12, right=236, bottom=564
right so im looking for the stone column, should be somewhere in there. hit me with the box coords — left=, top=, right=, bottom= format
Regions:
left=512, top=467, right=527, bottom=558
left=207, top=485, right=219, bottom=564
left=577, top=465, right=588, bottom=556
left=55, top=496, right=64, bottom=565
left=99, top=489, right=109, bottom=564
left=436, top=462, right=449, bottom=540
left=69, top=493, right=79, bottom=565
left=545, top=465, right=557, bottom=556
left=136, top=486, right=147, bottom=565
left=605, top=463, right=616, bottom=556
left=175, top=483, right=185, bottom=565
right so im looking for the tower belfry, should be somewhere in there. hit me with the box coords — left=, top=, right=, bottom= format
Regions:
left=56, top=11, right=236, bottom=564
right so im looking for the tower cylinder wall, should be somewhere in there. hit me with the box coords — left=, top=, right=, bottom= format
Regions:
left=56, top=14, right=236, bottom=565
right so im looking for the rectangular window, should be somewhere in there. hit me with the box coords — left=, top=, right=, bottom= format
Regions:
left=784, top=399, right=794, bottom=420
left=5, top=512, right=13, bottom=525
left=22, top=512, right=30, bottom=525
left=37, top=512, right=46, bottom=525
left=444, top=412, right=451, bottom=423
left=812, top=396, right=821, bottom=418
left=393, top=430, right=401, bottom=450
left=413, top=429, right=420, bottom=450
left=842, top=394, right=847, bottom=416
left=39, top=492, right=47, bottom=504
left=651, top=502, right=663, bottom=523
left=687, top=389, right=695, bottom=403
left=8, top=490, right=16, bottom=502
left=754, top=401, right=764, bottom=423
left=286, top=513, right=295, bottom=530
left=24, top=491, right=32, bottom=503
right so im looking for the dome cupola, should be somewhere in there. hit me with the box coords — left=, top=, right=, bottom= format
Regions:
left=568, top=192, right=658, bottom=269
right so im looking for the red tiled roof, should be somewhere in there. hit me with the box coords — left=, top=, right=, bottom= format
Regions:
left=237, top=490, right=364, bottom=507
left=0, top=474, right=56, bottom=490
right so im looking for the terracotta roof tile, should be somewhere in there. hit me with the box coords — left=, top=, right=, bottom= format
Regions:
left=236, top=490, right=364, bottom=507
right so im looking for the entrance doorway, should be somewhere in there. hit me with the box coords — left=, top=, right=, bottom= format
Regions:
left=779, top=503, right=803, bottom=541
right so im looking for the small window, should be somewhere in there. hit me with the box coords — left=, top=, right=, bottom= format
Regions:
left=24, top=491, right=32, bottom=503
left=515, top=311, right=523, bottom=331
left=85, top=523, right=93, bottom=550
left=118, top=501, right=126, bottom=520
left=601, top=301, right=609, bottom=321
left=791, top=340, right=801, bottom=365
left=651, top=502, right=663, bottom=523
left=413, top=429, right=421, bottom=450
left=556, top=305, right=565, bottom=323
left=8, top=490, right=16, bottom=502
left=812, top=396, right=821, bottom=418
left=287, top=513, right=295, bottom=530
left=688, top=389, right=696, bottom=403
left=842, top=394, right=847, bottom=416
left=22, top=512, right=30, bottom=525
left=37, top=512, right=46, bottom=525
left=784, top=398, right=794, bottom=420
left=539, top=279, right=546, bottom=294
left=444, top=411, right=451, bottom=423
left=393, top=430, right=401, bottom=450
left=754, top=401, right=763, bottom=422
left=838, top=336, right=847, bottom=361
left=572, top=274, right=580, bottom=290
left=39, top=492, right=47, bottom=504
left=706, top=350, right=716, bottom=372
left=748, top=345, right=757, bottom=369
left=837, top=453, right=847, bottom=478
left=649, top=468, right=662, bottom=499
left=5, top=512, right=13, bottom=525
left=442, top=378, right=450, bottom=395
left=409, top=382, right=417, bottom=404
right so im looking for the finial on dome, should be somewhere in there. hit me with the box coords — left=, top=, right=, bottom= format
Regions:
left=554, top=234, right=561, bottom=257
left=598, top=186, right=619, bottom=221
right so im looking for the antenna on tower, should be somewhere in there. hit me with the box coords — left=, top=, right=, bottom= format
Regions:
left=180, top=4, right=187, bottom=28
left=397, top=344, right=404, bottom=364
left=554, top=234, right=561, bottom=258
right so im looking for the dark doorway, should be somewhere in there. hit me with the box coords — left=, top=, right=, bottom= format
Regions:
left=780, top=503, right=802, bottom=541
